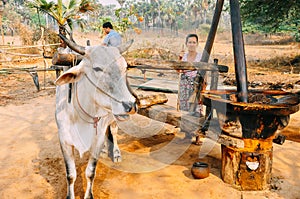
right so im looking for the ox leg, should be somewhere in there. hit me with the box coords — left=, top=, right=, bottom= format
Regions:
left=84, top=127, right=106, bottom=199
left=99, top=127, right=110, bottom=159
left=84, top=157, right=98, bottom=199
left=60, top=142, right=77, bottom=199
left=110, top=122, right=122, bottom=162
left=99, top=122, right=122, bottom=162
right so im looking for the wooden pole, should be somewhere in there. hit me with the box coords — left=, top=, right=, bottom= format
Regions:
left=189, top=0, right=225, bottom=112
left=230, top=0, right=248, bottom=102
left=127, top=58, right=228, bottom=72
left=0, top=1, right=4, bottom=45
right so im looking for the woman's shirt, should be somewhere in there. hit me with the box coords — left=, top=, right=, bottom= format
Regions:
left=182, top=52, right=202, bottom=78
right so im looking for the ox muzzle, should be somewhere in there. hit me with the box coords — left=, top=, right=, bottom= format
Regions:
left=114, top=101, right=137, bottom=121
left=122, top=101, right=137, bottom=114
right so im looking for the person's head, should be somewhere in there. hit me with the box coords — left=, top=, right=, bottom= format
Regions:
left=185, top=33, right=199, bottom=52
left=102, top=22, right=113, bottom=34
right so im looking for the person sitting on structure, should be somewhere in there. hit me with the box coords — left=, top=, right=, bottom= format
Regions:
left=101, top=22, right=122, bottom=47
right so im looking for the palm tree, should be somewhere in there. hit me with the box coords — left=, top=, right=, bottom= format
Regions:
left=27, top=0, right=97, bottom=44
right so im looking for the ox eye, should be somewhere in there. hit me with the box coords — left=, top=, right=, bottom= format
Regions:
left=93, top=67, right=103, bottom=72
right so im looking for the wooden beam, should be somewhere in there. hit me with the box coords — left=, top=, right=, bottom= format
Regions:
left=126, top=58, right=228, bottom=73
left=0, top=49, right=42, bottom=57
left=138, top=103, right=205, bottom=134
left=0, top=43, right=60, bottom=50
left=138, top=102, right=244, bottom=148
left=120, top=113, right=180, bottom=136
left=137, top=93, right=168, bottom=108
left=205, top=132, right=245, bottom=148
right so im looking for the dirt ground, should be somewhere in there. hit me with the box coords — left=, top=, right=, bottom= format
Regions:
left=0, top=31, right=299, bottom=198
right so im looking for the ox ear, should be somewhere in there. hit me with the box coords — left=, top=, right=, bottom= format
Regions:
left=118, top=39, right=134, bottom=54
left=55, top=65, right=84, bottom=86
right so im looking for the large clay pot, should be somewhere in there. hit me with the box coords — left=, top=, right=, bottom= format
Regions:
left=191, top=162, right=210, bottom=179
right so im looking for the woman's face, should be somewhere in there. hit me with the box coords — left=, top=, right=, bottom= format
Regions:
left=186, top=36, right=198, bottom=52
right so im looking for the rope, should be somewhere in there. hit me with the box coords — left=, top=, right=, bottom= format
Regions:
left=74, top=82, right=100, bottom=134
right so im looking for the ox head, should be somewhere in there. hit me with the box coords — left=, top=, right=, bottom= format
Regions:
left=55, top=34, right=137, bottom=121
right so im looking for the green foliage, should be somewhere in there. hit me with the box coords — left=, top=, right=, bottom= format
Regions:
left=17, top=0, right=222, bottom=35
left=114, top=8, right=130, bottom=34
left=240, top=0, right=300, bottom=41
left=26, top=0, right=98, bottom=33
left=15, top=0, right=300, bottom=41
left=31, top=13, right=47, bottom=28
left=114, top=4, right=143, bottom=34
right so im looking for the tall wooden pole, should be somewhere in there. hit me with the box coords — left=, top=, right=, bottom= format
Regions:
left=189, top=0, right=225, bottom=112
left=0, top=1, right=4, bottom=45
left=230, top=0, right=248, bottom=102
left=201, top=0, right=224, bottom=62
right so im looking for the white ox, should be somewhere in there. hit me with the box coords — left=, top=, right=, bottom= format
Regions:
left=55, top=34, right=137, bottom=199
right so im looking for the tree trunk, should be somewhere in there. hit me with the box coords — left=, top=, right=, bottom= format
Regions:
left=221, top=138, right=273, bottom=190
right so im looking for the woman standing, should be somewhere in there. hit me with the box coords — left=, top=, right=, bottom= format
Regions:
left=178, top=34, right=204, bottom=145
left=178, top=33, right=202, bottom=113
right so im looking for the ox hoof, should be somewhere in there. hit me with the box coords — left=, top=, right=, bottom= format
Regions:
left=112, top=149, right=122, bottom=162
left=113, top=155, right=122, bottom=163
left=84, top=195, right=94, bottom=199
left=84, top=190, right=94, bottom=199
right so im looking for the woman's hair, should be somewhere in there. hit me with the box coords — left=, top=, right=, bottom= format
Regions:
left=185, top=33, right=198, bottom=44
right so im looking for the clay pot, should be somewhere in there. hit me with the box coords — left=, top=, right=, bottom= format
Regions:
left=191, top=162, right=210, bottom=179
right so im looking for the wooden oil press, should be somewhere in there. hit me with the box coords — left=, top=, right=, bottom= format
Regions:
left=197, top=0, right=300, bottom=190
left=129, top=0, right=299, bottom=190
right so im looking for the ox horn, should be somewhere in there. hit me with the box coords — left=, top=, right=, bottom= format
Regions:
left=118, top=39, right=134, bottom=54
left=59, top=33, right=86, bottom=55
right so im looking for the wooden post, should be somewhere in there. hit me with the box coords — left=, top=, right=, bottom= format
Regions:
left=221, top=138, right=273, bottom=190
left=0, top=1, right=4, bottom=45
left=230, top=0, right=248, bottom=102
